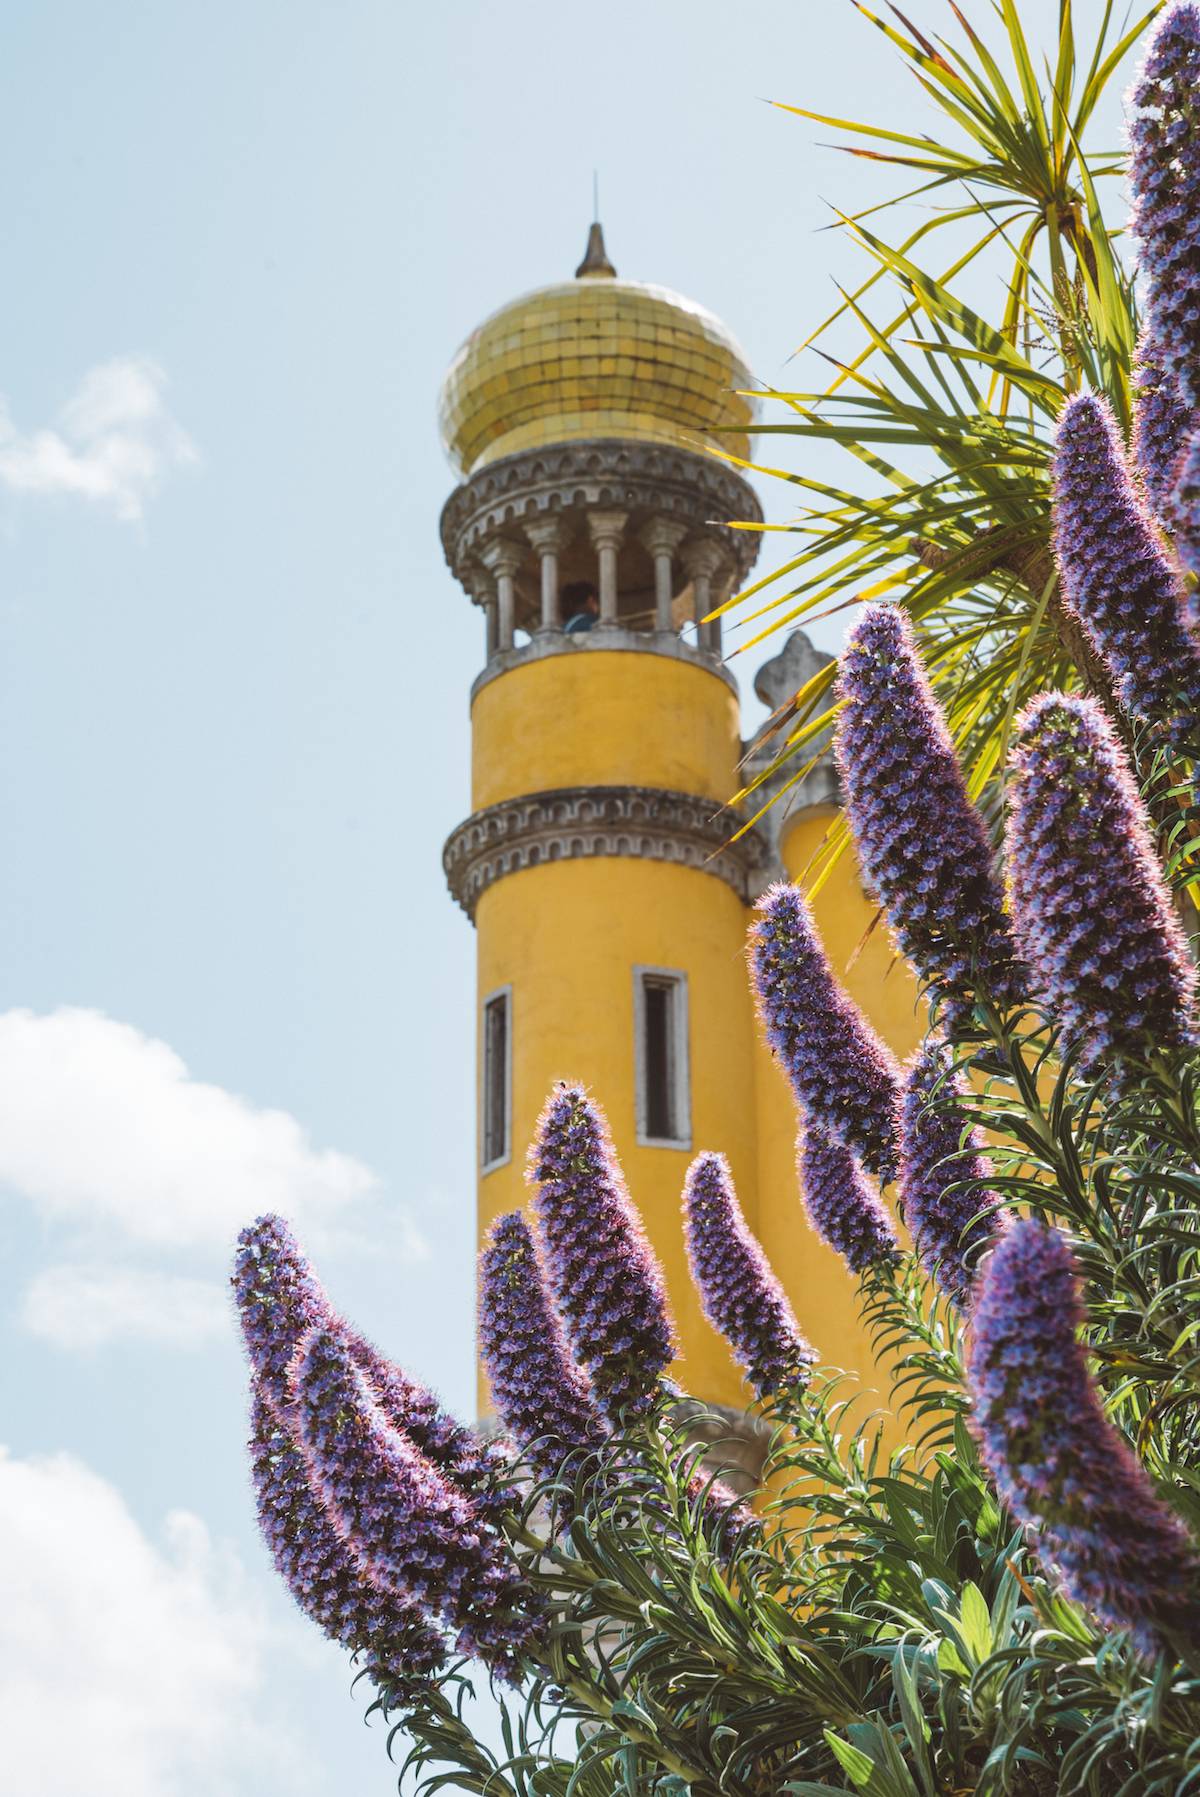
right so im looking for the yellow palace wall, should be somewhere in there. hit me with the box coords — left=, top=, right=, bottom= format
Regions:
left=471, top=646, right=742, bottom=809
left=470, top=646, right=924, bottom=1419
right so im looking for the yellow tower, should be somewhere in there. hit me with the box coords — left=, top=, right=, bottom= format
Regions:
left=439, top=226, right=921, bottom=1445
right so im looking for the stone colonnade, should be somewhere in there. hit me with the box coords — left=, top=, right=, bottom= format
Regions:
left=470, top=510, right=735, bottom=660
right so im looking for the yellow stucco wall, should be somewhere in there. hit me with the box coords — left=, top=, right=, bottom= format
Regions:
left=469, top=651, right=925, bottom=1425
left=471, top=649, right=740, bottom=810
left=475, top=854, right=758, bottom=1417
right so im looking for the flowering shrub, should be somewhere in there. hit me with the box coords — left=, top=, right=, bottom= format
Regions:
left=230, top=9, right=1200, bottom=1792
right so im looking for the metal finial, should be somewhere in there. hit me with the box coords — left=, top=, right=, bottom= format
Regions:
left=576, top=218, right=617, bottom=280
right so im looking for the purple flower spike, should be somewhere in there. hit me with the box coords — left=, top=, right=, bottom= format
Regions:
left=683, top=1152, right=815, bottom=1398
left=897, top=1040, right=1005, bottom=1306
left=1129, top=6, right=1200, bottom=414
left=232, top=1215, right=336, bottom=1412
left=249, top=1393, right=445, bottom=1701
left=478, top=1212, right=609, bottom=1481
left=232, top=1215, right=512, bottom=1516
left=1052, top=394, right=1200, bottom=737
left=1172, top=430, right=1200, bottom=591
left=293, top=1327, right=538, bottom=1679
left=968, top=1219, right=1200, bottom=1655
left=1132, top=327, right=1196, bottom=523
left=346, top=1332, right=517, bottom=1525
left=1005, top=693, right=1197, bottom=1072
left=835, top=605, right=1022, bottom=1023
left=750, top=882, right=902, bottom=1180
left=797, top=1122, right=899, bottom=1276
left=526, top=1085, right=675, bottom=1424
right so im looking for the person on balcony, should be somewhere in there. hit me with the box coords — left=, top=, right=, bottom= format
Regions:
left=562, top=582, right=600, bottom=634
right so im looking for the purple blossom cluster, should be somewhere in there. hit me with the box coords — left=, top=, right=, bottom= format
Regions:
left=233, top=1214, right=536, bottom=1691
left=683, top=1152, right=815, bottom=1398
left=478, top=1211, right=609, bottom=1480
left=1004, top=693, right=1197, bottom=1071
left=526, top=1084, right=675, bottom=1423
left=968, top=1219, right=1200, bottom=1655
left=1129, top=6, right=1200, bottom=414
left=1129, top=6, right=1200, bottom=579
left=233, top=1215, right=513, bottom=1519
left=897, top=1040, right=1004, bottom=1306
left=834, top=604, right=1022, bottom=1022
left=293, top=1328, right=537, bottom=1677
left=1132, top=327, right=1196, bottom=526
left=797, top=1122, right=899, bottom=1276
left=1051, top=394, right=1200, bottom=736
left=232, top=1212, right=332, bottom=1412
left=248, top=1395, right=446, bottom=1701
left=1173, top=433, right=1200, bottom=589
left=750, top=882, right=901, bottom=1180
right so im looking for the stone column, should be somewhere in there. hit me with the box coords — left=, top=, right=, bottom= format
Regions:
left=464, top=566, right=498, bottom=660
left=639, top=516, right=689, bottom=633
left=707, top=548, right=735, bottom=656
left=588, top=509, right=628, bottom=627
left=480, top=539, right=524, bottom=653
left=524, top=516, right=570, bottom=632
left=683, top=538, right=727, bottom=653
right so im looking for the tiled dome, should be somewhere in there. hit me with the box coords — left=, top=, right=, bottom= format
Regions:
left=438, top=226, right=758, bottom=476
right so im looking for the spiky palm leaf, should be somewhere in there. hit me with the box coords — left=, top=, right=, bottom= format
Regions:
left=720, top=1, right=1163, bottom=870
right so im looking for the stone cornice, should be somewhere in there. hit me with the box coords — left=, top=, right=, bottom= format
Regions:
left=440, top=437, right=763, bottom=582
left=444, top=785, right=774, bottom=919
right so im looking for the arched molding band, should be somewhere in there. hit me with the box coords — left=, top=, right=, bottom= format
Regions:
left=443, top=785, right=775, bottom=920
left=440, top=437, right=762, bottom=583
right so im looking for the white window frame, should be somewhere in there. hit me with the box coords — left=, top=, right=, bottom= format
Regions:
left=480, top=984, right=513, bottom=1174
left=633, top=965, right=691, bottom=1150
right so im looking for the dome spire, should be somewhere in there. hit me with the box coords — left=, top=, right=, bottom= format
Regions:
left=576, top=217, right=616, bottom=280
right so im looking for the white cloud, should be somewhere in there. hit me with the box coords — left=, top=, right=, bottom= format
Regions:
left=0, top=1007, right=431, bottom=1349
left=0, top=1007, right=376, bottom=1250
left=0, top=1446, right=300, bottom=1797
left=0, top=357, right=196, bottom=521
left=21, top=1263, right=227, bottom=1350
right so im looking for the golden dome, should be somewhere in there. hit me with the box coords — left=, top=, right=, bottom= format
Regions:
left=438, top=226, right=758, bottom=477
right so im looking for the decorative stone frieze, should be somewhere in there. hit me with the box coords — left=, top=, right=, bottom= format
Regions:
left=440, top=437, right=762, bottom=585
left=444, top=784, right=774, bottom=919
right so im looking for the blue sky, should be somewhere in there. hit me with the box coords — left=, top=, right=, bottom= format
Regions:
left=0, top=4, right=1141, bottom=1792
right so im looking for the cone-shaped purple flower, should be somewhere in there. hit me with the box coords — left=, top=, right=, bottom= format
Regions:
left=683, top=1152, right=815, bottom=1398
left=750, top=882, right=902, bottom=1180
left=249, top=1393, right=446, bottom=1700
left=1005, top=693, right=1197, bottom=1071
left=797, top=1122, right=899, bottom=1276
left=526, top=1085, right=675, bottom=1423
left=1132, top=327, right=1196, bottom=523
left=835, top=605, right=1022, bottom=1022
left=233, top=1214, right=512, bottom=1515
left=478, top=1212, right=609, bottom=1482
left=1172, top=430, right=1200, bottom=589
left=1129, top=6, right=1200, bottom=413
left=897, top=1040, right=1005, bottom=1306
left=968, top=1219, right=1200, bottom=1655
left=293, top=1327, right=538, bottom=1678
left=1051, top=394, right=1200, bottom=737
left=233, top=1213, right=333, bottom=1411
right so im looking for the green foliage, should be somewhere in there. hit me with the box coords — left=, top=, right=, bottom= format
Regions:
left=326, top=10, right=1200, bottom=1792
left=721, top=2, right=1165, bottom=879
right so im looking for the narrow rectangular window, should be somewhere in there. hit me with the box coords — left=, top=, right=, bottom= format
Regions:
left=482, top=987, right=511, bottom=1171
left=634, top=968, right=690, bottom=1148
